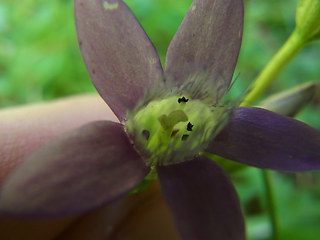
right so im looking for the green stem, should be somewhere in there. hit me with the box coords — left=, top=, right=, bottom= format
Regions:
left=241, top=30, right=306, bottom=107
left=262, top=170, right=279, bottom=240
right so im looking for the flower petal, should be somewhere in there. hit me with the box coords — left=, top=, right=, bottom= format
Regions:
left=75, top=0, right=163, bottom=121
left=0, top=121, right=149, bottom=216
left=207, top=107, right=320, bottom=171
left=157, top=157, right=245, bottom=240
left=165, top=0, right=243, bottom=98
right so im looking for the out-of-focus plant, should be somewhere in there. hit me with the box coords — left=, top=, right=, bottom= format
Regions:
left=242, top=0, right=320, bottom=107
left=0, top=0, right=320, bottom=240
left=0, top=0, right=96, bottom=106
left=259, top=81, right=320, bottom=117
left=239, top=1, right=320, bottom=239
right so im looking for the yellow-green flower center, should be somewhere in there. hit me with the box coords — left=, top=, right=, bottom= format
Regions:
left=126, top=95, right=230, bottom=167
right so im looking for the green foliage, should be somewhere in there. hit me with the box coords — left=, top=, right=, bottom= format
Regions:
left=0, top=0, right=95, bottom=107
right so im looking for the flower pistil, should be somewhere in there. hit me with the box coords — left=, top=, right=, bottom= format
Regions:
left=126, top=81, right=231, bottom=167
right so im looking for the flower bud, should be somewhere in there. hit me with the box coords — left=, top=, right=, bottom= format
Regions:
left=258, top=81, right=320, bottom=117
left=295, top=0, right=320, bottom=42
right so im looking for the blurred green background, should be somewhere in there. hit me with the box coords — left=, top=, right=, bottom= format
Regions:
left=0, top=0, right=319, bottom=239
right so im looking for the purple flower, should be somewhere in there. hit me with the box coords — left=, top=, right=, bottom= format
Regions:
left=1, top=0, right=320, bottom=239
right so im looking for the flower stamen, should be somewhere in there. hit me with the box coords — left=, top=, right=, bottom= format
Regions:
left=178, top=96, right=189, bottom=103
left=126, top=92, right=231, bottom=167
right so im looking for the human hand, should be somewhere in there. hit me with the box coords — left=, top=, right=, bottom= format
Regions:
left=0, top=94, right=178, bottom=240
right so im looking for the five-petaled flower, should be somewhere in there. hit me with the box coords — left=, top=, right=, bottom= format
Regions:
left=1, top=0, right=320, bottom=239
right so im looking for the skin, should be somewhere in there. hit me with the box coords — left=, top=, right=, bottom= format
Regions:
left=0, top=94, right=179, bottom=240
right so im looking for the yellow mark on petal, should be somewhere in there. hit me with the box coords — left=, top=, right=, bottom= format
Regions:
left=191, top=5, right=196, bottom=11
left=103, top=1, right=119, bottom=11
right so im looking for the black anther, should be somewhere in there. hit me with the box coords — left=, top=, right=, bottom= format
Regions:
left=142, top=130, right=150, bottom=140
left=187, top=122, right=194, bottom=131
left=181, top=134, right=189, bottom=141
left=178, top=96, right=189, bottom=103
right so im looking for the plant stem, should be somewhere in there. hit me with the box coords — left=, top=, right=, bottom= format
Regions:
left=262, top=170, right=279, bottom=240
left=241, top=30, right=306, bottom=107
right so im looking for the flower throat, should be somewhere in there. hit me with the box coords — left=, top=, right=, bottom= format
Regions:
left=125, top=74, right=232, bottom=167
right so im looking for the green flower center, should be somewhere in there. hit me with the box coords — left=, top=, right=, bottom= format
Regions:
left=126, top=94, right=229, bottom=167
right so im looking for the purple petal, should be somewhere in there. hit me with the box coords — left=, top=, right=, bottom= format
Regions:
left=74, top=0, right=163, bottom=121
left=0, top=121, right=149, bottom=216
left=207, top=107, right=320, bottom=171
left=165, top=0, right=243, bottom=98
left=157, top=157, right=245, bottom=240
